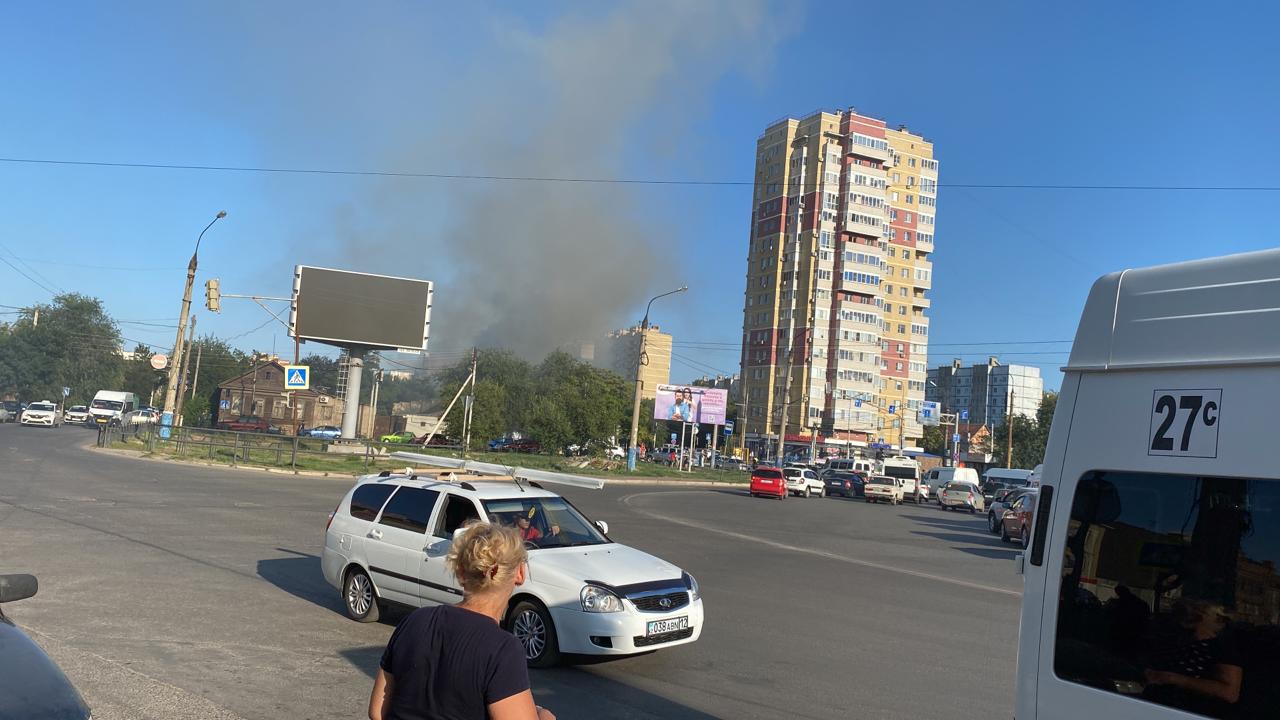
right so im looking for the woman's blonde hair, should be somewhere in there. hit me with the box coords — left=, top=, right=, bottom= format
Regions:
left=447, top=522, right=528, bottom=594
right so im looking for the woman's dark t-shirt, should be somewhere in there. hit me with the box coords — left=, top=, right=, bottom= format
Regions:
left=379, top=605, right=530, bottom=720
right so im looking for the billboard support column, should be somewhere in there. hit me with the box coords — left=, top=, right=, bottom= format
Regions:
left=340, top=349, right=364, bottom=439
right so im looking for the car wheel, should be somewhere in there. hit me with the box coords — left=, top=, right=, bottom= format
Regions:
left=988, top=513, right=998, bottom=533
left=509, top=600, right=561, bottom=668
left=969, top=507, right=976, bottom=514
left=343, top=568, right=381, bottom=623
left=1001, top=524, right=1012, bottom=543
left=1021, top=526, right=1031, bottom=549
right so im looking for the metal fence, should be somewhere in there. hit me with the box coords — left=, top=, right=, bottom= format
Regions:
left=101, top=422, right=415, bottom=472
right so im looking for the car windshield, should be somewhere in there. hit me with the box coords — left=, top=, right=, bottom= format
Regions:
left=947, top=483, right=976, bottom=493
left=868, top=476, right=893, bottom=485
left=882, top=465, right=916, bottom=480
left=28, top=403, right=55, bottom=411
left=91, top=399, right=123, bottom=411
left=69, top=406, right=87, bottom=412
left=483, top=496, right=608, bottom=549
left=754, top=468, right=782, bottom=479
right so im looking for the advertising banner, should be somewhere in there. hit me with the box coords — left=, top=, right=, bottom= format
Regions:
left=653, top=384, right=728, bottom=425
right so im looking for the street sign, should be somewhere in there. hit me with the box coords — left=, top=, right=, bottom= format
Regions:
left=960, top=410, right=969, bottom=421
left=151, top=354, right=168, bottom=370
left=284, top=365, right=310, bottom=390
left=887, top=404, right=896, bottom=414
left=705, top=433, right=711, bottom=443
left=920, top=400, right=941, bottom=426
left=220, top=399, right=231, bottom=410
left=61, top=387, right=71, bottom=397
left=725, top=420, right=734, bottom=435
left=670, top=432, right=677, bottom=443
left=953, top=433, right=961, bottom=443
left=854, top=398, right=862, bottom=408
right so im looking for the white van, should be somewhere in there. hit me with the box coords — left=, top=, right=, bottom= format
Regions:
left=923, top=466, right=979, bottom=501
left=88, top=391, right=138, bottom=425
left=1015, top=250, right=1280, bottom=720
left=823, top=458, right=877, bottom=476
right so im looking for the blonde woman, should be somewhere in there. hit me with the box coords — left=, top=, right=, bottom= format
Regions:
left=369, top=523, right=555, bottom=720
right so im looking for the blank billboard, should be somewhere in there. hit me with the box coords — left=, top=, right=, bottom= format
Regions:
left=290, top=266, right=433, bottom=351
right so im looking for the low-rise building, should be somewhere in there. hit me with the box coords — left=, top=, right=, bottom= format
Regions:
left=216, top=359, right=344, bottom=432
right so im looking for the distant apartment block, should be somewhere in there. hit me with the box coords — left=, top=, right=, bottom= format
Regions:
left=600, top=325, right=672, bottom=401
left=925, top=358, right=1044, bottom=427
left=739, top=108, right=937, bottom=456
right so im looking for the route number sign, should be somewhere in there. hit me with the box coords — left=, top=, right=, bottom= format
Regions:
left=1148, top=389, right=1221, bottom=458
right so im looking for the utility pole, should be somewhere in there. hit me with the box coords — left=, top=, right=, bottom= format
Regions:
left=739, top=384, right=750, bottom=461
left=463, top=348, right=477, bottom=455
left=289, top=335, right=300, bottom=435
left=776, top=146, right=807, bottom=463
left=174, top=315, right=197, bottom=425
left=1006, top=389, right=1015, bottom=467
left=162, top=211, right=226, bottom=438
left=190, top=341, right=204, bottom=402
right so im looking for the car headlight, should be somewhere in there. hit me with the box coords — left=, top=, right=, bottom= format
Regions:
left=682, top=571, right=701, bottom=601
left=580, top=584, right=624, bottom=613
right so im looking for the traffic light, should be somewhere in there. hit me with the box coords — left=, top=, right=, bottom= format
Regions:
left=204, top=278, right=221, bottom=312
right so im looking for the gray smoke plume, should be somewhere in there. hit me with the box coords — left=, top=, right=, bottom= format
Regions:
left=322, top=1, right=788, bottom=358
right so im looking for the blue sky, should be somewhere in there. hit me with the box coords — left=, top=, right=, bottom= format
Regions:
left=2, top=1, right=1277, bottom=390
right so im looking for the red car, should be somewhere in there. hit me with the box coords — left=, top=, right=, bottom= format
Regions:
left=1000, top=491, right=1038, bottom=547
left=750, top=466, right=786, bottom=500
left=216, top=415, right=271, bottom=432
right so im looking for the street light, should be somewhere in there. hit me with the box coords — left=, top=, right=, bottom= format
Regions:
left=626, top=286, right=688, bottom=471
left=160, top=211, right=227, bottom=437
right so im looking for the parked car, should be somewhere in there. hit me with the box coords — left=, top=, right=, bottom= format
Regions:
left=939, top=481, right=984, bottom=513
left=379, top=430, right=418, bottom=444
left=500, top=439, right=542, bottom=454
left=63, top=405, right=90, bottom=424
left=122, top=407, right=158, bottom=425
left=999, top=492, right=1037, bottom=546
left=783, top=467, right=824, bottom=498
left=414, top=433, right=458, bottom=446
left=487, top=438, right=511, bottom=451
left=0, top=574, right=92, bottom=719
left=749, top=466, right=787, bottom=499
left=0, top=400, right=20, bottom=422
left=301, top=425, right=342, bottom=439
left=323, top=471, right=703, bottom=667
left=823, top=471, right=865, bottom=498
left=987, top=487, right=1037, bottom=533
left=216, top=415, right=272, bottom=432
left=863, top=475, right=905, bottom=504
left=20, top=401, right=61, bottom=428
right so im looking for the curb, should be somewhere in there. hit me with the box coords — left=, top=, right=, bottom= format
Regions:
left=87, top=444, right=747, bottom=488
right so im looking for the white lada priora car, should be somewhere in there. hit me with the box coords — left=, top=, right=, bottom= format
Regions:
left=323, top=470, right=704, bottom=666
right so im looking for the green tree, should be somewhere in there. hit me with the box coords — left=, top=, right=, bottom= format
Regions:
left=922, top=423, right=947, bottom=456
left=0, top=294, right=123, bottom=405
left=122, top=344, right=165, bottom=406
left=522, top=395, right=573, bottom=452
left=187, top=335, right=253, bottom=426
left=300, top=353, right=340, bottom=395
left=443, top=380, right=506, bottom=449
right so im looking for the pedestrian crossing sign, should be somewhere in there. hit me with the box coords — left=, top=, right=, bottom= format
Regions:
left=284, top=365, right=310, bottom=390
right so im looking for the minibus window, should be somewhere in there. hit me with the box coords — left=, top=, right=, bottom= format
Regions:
left=1054, top=471, right=1280, bottom=718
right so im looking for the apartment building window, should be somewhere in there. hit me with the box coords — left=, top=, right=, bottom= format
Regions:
left=887, top=247, right=896, bottom=257
left=906, top=195, right=914, bottom=204
left=824, top=171, right=839, bottom=185
left=917, top=233, right=933, bottom=244
left=819, top=230, right=833, bottom=248
left=900, top=287, right=908, bottom=297
left=893, top=172, right=901, bottom=183
left=849, top=212, right=881, bottom=227
left=920, top=214, right=935, bottom=226
left=908, top=158, right=916, bottom=167
left=904, top=231, right=912, bottom=242
left=898, top=323, right=907, bottom=333
left=816, top=269, right=832, bottom=281
left=815, top=308, right=828, bottom=320
left=904, top=212, right=913, bottom=223
left=895, top=362, right=904, bottom=371
left=890, top=209, right=898, bottom=221
left=919, top=196, right=935, bottom=208
left=921, top=159, right=938, bottom=171
left=885, top=284, right=893, bottom=294
left=891, top=191, right=900, bottom=202
left=884, top=303, right=893, bottom=313
left=759, top=276, right=769, bottom=287
left=901, top=267, right=909, bottom=278
left=907, top=176, right=915, bottom=188
left=824, top=192, right=838, bottom=211
left=818, top=250, right=832, bottom=262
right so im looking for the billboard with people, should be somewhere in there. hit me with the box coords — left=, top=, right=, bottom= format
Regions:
left=653, top=384, right=728, bottom=425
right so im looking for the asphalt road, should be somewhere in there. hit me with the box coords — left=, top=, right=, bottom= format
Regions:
left=0, top=423, right=1023, bottom=719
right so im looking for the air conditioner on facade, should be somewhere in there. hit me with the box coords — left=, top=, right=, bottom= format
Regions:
left=318, top=396, right=329, bottom=404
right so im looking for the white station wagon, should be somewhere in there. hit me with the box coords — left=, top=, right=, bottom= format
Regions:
left=323, top=463, right=704, bottom=667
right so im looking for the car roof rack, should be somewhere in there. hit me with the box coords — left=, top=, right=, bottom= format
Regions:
left=389, top=451, right=605, bottom=491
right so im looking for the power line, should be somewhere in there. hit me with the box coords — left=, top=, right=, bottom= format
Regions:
left=2, top=156, right=1278, bottom=192
left=0, top=246, right=64, bottom=294
left=6, top=255, right=186, bottom=272
left=0, top=253, right=58, bottom=295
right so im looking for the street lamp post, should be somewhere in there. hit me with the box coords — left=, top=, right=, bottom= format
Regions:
left=161, top=211, right=226, bottom=438
left=627, top=286, right=687, bottom=471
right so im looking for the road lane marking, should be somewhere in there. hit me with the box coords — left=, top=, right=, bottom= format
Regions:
left=620, top=491, right=1022, bottom=598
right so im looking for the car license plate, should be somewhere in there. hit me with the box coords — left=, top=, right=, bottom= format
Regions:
left=646, top=616, right=689, bottom=636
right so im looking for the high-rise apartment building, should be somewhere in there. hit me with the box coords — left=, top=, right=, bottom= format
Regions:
left=926, top=358, right=1044, bottom=427
left=739, top=109, right=937, bottom=458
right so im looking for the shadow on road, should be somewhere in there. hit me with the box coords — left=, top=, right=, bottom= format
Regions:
left=338, top=644, right=717, bottom=719
left=910, top=529, right=1008, bottom=547
left=954, top=545, right=1022, bottom=560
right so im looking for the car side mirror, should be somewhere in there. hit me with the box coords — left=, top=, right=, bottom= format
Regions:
left=0, top=574, right=37, bottom=603
left=594, top=520, right=609, bottom=535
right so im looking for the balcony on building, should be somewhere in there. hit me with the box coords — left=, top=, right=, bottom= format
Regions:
left=845, top=215, right=883, bottom=238
left=915, top=236, right=934, bottom=253
left=846, top=132, right=891, bottom=163
left=910, top=292, right=930, bottom=309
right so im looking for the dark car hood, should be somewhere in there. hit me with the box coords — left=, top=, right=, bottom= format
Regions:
left=0, top=618, right=90, bottom=719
